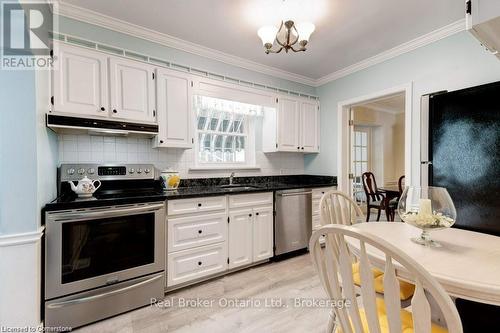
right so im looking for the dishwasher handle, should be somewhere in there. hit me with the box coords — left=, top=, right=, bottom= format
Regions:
left=276, top=191, right=312, bottom=197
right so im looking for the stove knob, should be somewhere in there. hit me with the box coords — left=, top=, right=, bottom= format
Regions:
left=87, top=168, right=95, bottom=175
left=137, top=168, right=142, bottom=174
left=129, top=168, right=135, bottom=174
left=144, top=168, right=151, bottom=174
left=77, top=168, right=85, bottom=175
left=67, top=168, right=75, bottom=175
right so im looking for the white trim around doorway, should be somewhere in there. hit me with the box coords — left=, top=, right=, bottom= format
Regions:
left=336, top=83, right=413, bottom=193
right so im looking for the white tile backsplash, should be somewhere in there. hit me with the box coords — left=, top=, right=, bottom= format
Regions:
left=58, top=134, right=305, bottom=178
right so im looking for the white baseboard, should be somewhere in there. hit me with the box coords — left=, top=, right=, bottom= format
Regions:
left=0, top=228, right=44, bottom=328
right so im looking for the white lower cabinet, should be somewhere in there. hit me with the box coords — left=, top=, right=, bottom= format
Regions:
left=167, top=242, right=227, bottom=287
left=167, top=192, right=274, bottom=288
left=311, top=187, right=336, bottom=243
left=228, top=209, right=253, bottom=269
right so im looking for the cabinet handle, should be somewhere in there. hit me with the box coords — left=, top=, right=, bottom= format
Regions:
left=112, top=109, right=117, bottom=114
left=159, top=140, right=164, bottom=144
left=100, top=107, right=105, bottom=111
left=198, top=230, right=202, bottom=234
left=198, top=261, right=202, bottom=266
left=198, top=203, right=202, bottom=207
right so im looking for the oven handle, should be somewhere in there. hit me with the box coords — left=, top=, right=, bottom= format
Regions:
left=51, top=203, right=165, bottom=221
left=46, top=273, right=163, bottom=309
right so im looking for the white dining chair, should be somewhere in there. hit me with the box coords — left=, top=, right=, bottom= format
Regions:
left=319, top=191, right=415, bottom=305
left=310, top=224, right=463, bottom=333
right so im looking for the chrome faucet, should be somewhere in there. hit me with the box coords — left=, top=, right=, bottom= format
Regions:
left=229, top=172, right=235, bottom=185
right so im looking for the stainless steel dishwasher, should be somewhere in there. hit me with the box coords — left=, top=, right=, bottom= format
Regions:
left=274, top=188, right=312, bottom=256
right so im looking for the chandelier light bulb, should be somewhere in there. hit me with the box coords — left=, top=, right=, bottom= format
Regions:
left=295, top=22, right=315, bottom=43
left=257, top=26, right=278, bottom=47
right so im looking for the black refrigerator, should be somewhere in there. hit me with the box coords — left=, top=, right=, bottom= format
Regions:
left=425, top=80, right=500, bottom=237
left=424, top=80, right=500, bottom=332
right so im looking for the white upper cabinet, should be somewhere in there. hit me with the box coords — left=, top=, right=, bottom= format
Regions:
left=300, top=101, right=320, bottom=153
left=277, top=97, right=300, bottom=151
left=252, top=206, right=274, bottom=262
left=52, top=43, right=108, bottom=117
left=466, top=0, right=500, bottom=59
left=109, top=57, right=156, bottom=123
left=154, top=68, right=193, bottom=148
left=262, top=95, right=320, bottom=153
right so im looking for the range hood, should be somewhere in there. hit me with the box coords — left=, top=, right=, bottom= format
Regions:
left=46, top=114, right=159, bottom=138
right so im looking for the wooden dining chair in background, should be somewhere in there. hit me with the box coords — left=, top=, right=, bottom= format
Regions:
left=362, top=172, right=390, bottom=222
left=388, top=175, right=406, bottom=218
left=310, top=224, right=463, bottom=333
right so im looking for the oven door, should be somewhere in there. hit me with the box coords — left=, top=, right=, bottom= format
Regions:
left=45, top=202, right=165, bottom=300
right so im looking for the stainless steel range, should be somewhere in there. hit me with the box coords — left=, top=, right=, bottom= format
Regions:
left=44, top=164, right=166, bottom=329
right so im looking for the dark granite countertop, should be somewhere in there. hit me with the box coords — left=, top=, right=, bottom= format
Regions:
left=43, top=175, right=336, bottom=212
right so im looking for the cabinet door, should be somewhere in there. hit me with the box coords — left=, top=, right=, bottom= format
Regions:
left=252, top=206, right=274, bottom=262
left=109, top=57, right=155, bottom=123
left=228, top=209, right=253, bottom=269
left=156, top=69, right=193, bottom=148
left=52, top=43, right=108, bottom=117
left=277, top=97, right=300, bottom=151
left=300, top=101, right=320, bottom=152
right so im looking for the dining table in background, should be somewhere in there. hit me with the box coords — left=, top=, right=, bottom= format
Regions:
left=378, top=186, right=400, bottom=221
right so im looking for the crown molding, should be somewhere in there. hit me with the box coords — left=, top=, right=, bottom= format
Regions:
left=315, top=19, right=466, bottom=86
left=55, top=2, right=317, bottom=87
left=55, top=2, right=466, bottom=88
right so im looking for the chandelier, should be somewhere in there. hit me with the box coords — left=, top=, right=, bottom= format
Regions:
left=257, top=20, right=315, bottom=54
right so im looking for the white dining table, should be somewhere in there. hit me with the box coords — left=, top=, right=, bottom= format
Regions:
left=348, top=222, right=500, bottom=306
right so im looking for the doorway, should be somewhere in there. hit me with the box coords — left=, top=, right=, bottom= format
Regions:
left=337, top=84, right=413, bottom=220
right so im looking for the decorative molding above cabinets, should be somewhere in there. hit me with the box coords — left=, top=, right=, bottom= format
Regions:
left=262, top=96, right=320, bottom=153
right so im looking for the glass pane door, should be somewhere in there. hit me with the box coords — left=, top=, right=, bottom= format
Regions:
left=352, top=126, right=371, bottom=204
left=61, top=213, right=155, bottom=284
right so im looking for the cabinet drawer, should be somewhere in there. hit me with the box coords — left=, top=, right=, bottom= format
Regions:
left=312, top=187, right=336, bottom=199
left=167, top=242, right=227, bottom=287
left=228, top=192, right=273, bottom=209
left=168, top=196, right=226, bottom=215
left=168, top=212, right=227, bottom=252
left=312, top=214, right=321, bottom=230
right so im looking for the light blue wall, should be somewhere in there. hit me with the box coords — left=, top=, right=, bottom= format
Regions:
left=0, top=70, right=39, bottom=235
left=57, top=16, right=316, bottom=96
left=305, top=31, right=500, bottom=184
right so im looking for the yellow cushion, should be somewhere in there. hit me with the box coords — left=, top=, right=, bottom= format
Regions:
left=352, top=262, right=415, bottom=301
left=337, top=298, right=448, bottom=333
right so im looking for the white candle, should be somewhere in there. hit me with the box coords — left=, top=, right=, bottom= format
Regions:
left=419, top=198, right=432, bottom=216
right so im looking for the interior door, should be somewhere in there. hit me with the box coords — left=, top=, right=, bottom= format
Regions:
left=277, top=97, right=300, bottom=151
left=252, top=206, right=274, bottom=262
left=52, top=43, right=108, bottom=117
left=109, top=57, right=155, bottom=123
left=228, top=209, right=253, bottom=269
left=156, top=68, right=193, bottom=147
left=300, top=101, right=319, bottom=152
left=351, top=125, right=371, bottom=205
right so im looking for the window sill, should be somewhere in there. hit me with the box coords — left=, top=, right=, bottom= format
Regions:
left=189, top=165, right=261, bottom=172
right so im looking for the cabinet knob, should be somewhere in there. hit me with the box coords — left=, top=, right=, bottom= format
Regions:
left=100, top=107, right=105, bottom=111
left=198, top=203, right=202, bottom=207
left=112, top=109, right=117, bottom=113
left=301, top=147, right=304, bottom=150
left=159, top=140, right=164, bottom=144
left=249, top=214, right=252, bottom=217
left=256, top=212, right=259, bottom=216
left=198, top=230, right=202, bottom=234
left=198, top=261, right=202, bottom=266
left=297, top=146, right=300, bottom=149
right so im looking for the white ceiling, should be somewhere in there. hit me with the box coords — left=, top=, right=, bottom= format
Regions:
left=60, top=0, right=464, bottom=82
left=362, top=93, right=405, bottom=114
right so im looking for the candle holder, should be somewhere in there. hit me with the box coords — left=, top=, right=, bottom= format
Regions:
left=397, top=186, right=456, bottom=247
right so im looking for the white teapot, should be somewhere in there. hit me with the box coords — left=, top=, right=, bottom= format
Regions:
left=68, top=176, right=101, bottom=198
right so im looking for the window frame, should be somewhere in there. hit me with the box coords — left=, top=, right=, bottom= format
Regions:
left=193, top=95, right=257, bottom=169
